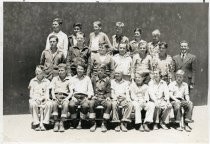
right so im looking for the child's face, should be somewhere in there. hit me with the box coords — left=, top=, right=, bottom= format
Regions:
left=76, top=34, right=85, bottom=44
left=119, top=44, right=127, bottom=56
left=116, top=26, right=123, bottom=35
left=73, top=26, right=81, bottom=34
left=98, top=45, right=107, bottom=55
left=98, top=68, right=105, bottom=77
left=135, top=75, right=144, bottom=85
left=93, top=23, right=101, bottom=33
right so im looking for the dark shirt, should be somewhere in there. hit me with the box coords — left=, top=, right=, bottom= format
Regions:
left=91, top=75, right=111, bottom=99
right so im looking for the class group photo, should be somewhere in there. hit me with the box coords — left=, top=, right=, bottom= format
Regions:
left=3, top=2, right=209, bottom=143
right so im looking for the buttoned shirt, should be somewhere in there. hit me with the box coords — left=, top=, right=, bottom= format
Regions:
left=71, top=75, right=94, bottom=97
left=112, top=35, right=129, bottom=50
left=131, top=54, right=152, bottom=79
left=91, top=53, right=113, bottom=76
left=168, top=81, right=189, bottom=100
left=28, top=77, right=50, bottom=99
left=89, top=32, right=112, bottom=52
left=148, top=79, right=169, bottom=101
left=91, top=75, right=111, bottom=98
left=130, top=82, right=149, bottom=102
left=111, top=79, right=130, bottom=101
left=50, top=76, right=72, bottom=94
left=112, top=54, right=132, bottom=76
left=147, top=41, right=160, bottom=58
left=45, top=31, right=68, bottom=58
left=152, top=54, right=175, bottom=77
left=40, top=49, right=65, bottom=68
left=66, top=45, right=91, bottom=75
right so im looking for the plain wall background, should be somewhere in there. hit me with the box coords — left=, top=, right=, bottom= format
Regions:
left=3, top=2, right=208, bottom=114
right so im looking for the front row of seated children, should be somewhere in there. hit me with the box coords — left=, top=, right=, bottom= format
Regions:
left=28, top=63, right=193, bottom=132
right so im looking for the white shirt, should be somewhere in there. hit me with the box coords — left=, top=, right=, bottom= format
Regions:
left=71, top=75, right=94, bottom=97
left=168, top=81, right=189, bottom=100
left=130, top=82, right=149, bottom=102
left=148, top=79, right=169, bottom=101
left=50, top=76, right=72, bottom=94
left=45, top=31, right=68, bottom=58
left=112, top=54, right=132, bottom=75
left=111, top=79, right=130, bottom=101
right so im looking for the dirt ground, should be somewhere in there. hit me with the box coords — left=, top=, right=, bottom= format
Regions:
left=2, top=106, right=209, bottom=144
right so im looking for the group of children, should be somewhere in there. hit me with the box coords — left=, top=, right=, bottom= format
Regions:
left=28, top=18, right=196, bottom=133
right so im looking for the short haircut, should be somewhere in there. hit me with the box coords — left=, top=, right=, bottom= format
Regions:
left=176, top=69, right=185, bottom=76
left=98, top=65, right=106, bottom=71
left=134, top=27, right=142, bottom=34
left=93, top=21, right=102, bottom=27
left=73, top=22, right=82, bottom=29
left=116, top=22, right=125, bottom=27
left=53, top=18, right=63, bottom=25
left=76, top=32, right=85, bottom=38
left=180, top=40, right=189, bottom=45
left=99, top=42, right=109, bottom=49
left=159, top=42, right=168, bottom=49
left=35, top=65, right=44, bottom=75
left=77, top=62, right=87, bottom=71
left=58, top=63, right=67, bottom=70
left=49, top=35, right=58, bottom=42
left=138, top=41, right=147, bottom=48
left=152, top=29, right=161, bottom=36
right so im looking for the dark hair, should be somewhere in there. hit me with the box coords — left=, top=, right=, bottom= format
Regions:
left=93, top=21, right=102, bottom=27
left=49, top=35, right=58, bottom=42
left=159, top=42, right=168, bottom=49
left=53, top=18, right=63, bottom=25
left=134, top=28, right=142, bottom=34
left=73, top=23, right=82, bottom=29
left=77, top=62, right=87, bottom=71
left=58, top=63, right=67, bottom=70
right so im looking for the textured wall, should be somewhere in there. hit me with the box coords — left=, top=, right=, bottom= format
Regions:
left=3, top=2, right=208, bottom=114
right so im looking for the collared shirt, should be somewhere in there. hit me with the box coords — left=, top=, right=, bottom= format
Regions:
left=111, top=79, right=130, bottom=100
left=91, top=53, right=113, bottom=76
left=168, top=81, right=189, bottom=100
left=129, top=39, right=147, bottom=54
left=148, top=79, right=169, bottom=101
left=147, top=41, right=160, bottom=58
left=112, top=35, right=129, bottom=50
left=66, top=45, right=91, bottom=75
left=50, top=76, right=72, bottom=94
left=89, top=32, right=112, bottom=51
left=45, top=31, right=68, bottom=58
left=112, top=54, right=132, bottom=76
left=152, top=54, right=174, bottom=76
left=130, top=82, right=149, bottom=102
left=91, top=75, right=111, bottom=97
left=28, top=77, right=50, bottom=99
left=71, top=75, right=94, bottom=97
left=131, top=54, right=152, bottom=79
left=40, top=49, right=65, bottom=69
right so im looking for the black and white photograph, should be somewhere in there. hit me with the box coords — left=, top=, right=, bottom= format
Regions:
left=1, top=0, right=209, bottom=143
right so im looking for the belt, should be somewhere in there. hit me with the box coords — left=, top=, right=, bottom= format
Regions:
left=91, top=50, right=98, bottom=53
left=55, top=92, right=68, bottom=97
left=74, top=93, right=88, bottom=99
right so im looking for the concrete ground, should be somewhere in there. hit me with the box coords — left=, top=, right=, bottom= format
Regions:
left=3, top=106, right=209, bottom=143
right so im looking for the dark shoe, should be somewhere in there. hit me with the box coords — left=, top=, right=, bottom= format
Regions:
left=160, top=123, right=168, bottom=130
left=53, top=122, right=59, bottom=132
left=143, top=124, right=150, bottom=132
left=90, top=124, right=96, bottom=132
left=35, top=125, right=41, bottom=131
left=120, top=123, right=128, bottom=132
left=76, top=121, right=82, bottom=130
left=139, top=124, right=144, bottom=132
left=153, top=123, right=159, bottom=130
left=59, top=122, right=65, bottom=132
left=101, top=124, right=107, bottom=132
left=184, top=125, right=192, bottom=132
left=115, top=125, right=120, bottom=132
